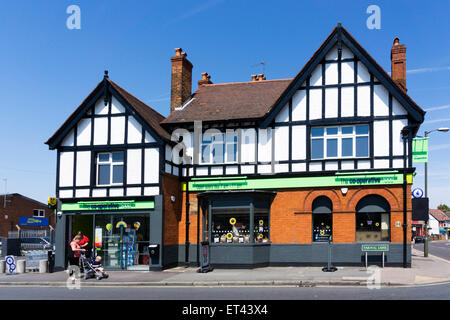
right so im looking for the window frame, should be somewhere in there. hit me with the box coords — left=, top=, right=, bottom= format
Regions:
left=200, top=132, right=239, bottom=165
left=33, top=209, right=45, bottom=217
left=310, top=124, right=370, bottom=160
left=96, top=151, right=125, bottom=186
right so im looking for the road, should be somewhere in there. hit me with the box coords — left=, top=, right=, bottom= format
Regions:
left=414, top=240, right=450, bottom=261
left=0, top=283, right=449, bottom=300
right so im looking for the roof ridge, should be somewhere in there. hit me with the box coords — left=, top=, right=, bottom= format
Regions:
left=201, top=78, right=292, bottom=87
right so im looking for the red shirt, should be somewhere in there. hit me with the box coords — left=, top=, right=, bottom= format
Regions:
left=70, top=241, right=81, bottom=258
left=79, top=235, right=89, bottom=246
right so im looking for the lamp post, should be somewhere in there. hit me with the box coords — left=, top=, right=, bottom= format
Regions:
left=423, top=127, right=449, bottom=257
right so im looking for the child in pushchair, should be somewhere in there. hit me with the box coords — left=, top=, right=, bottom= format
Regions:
left=79, top=253, right=109, bottom=280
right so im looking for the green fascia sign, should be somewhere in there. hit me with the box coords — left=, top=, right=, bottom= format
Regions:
left=61, top=200, right=154, bottom=211
left=412, top=137, right=428, bottom=163
left=361, top=244, right=389, bottom=252
left=186, top=172, right=409, bottom=192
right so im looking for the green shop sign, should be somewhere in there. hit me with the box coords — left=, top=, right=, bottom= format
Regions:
left=184, top=171, right=411, bottom=192
left=361, top=244, right=389, bottom=252
left=412, top=137, right=428, bottom=163
left=61, top=200, right=154, bottom=211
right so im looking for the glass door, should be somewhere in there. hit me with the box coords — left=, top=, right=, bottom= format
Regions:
left=94, top=214, right=149, bottom=270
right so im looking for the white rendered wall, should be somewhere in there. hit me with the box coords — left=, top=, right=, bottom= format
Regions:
left=75, top=151, right=91, bottom=186
left=59, top=152, right=74, bottom=187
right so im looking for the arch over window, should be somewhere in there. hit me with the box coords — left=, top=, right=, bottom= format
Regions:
left=356, top=195, right=390, bottom=242
left=312, top=196, right=332, bottom=242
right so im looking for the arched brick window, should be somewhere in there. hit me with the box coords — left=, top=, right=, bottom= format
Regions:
left=356, top=195, right=390, bottom=242
left=312, top=196, right=332, bottom=242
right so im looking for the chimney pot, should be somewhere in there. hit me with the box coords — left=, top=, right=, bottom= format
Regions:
left=257, top=74, right=266, bottom=81
left=251, top=75, right=258, bottom=82
left=198, top=72, right=213, bottom=86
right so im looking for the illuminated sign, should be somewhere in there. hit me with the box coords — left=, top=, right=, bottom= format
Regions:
left=61, top=200, right=154, bottom=211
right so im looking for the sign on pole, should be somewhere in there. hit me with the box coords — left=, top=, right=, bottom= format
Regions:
left=412, top=137, right=428, bottom=163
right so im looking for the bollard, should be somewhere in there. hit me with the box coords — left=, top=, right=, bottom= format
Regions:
left=39, top=260, right=48, bottom=273
left=0, top=260, right=5, bottom=273
left=17, top=259, right=26, bottom=273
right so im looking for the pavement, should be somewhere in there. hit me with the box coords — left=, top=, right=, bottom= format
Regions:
left=0, top=245, right=449, bottom=288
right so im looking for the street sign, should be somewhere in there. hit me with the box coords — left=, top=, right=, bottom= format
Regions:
left=412, top=188, right=424, bottom=199
left=361, top=244, right=389, bottom=252
left=5, top=256, right=16, bottom=274
left=412, top=137, right=428, bottom=163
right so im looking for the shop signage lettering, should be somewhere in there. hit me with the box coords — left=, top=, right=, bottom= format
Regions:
left=186, top=173, right=409, bottom=192
left=361, top=244, right=389, bottom=252
left=19, top=217, right=49, bottom=227
left=61, top=200, right=155, bottom=211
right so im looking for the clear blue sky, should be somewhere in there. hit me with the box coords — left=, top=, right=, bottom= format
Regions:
left=0, top=0, right=449, bottom=208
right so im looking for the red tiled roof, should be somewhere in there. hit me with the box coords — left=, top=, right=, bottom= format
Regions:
left=162, top=79, right=292, bottom=124
left=429, top=209, right=450, bottom=222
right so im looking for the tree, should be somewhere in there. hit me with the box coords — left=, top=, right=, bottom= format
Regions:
left=437, top=204, right=450, bottom=212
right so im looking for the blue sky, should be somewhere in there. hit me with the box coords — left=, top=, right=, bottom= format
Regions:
left=0, top=0, right=449, bottom=208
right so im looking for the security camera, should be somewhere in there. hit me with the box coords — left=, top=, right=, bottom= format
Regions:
left=57, top=211, right=62, bottom=217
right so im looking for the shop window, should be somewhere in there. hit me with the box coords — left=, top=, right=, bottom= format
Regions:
left=356, top=195, right=390, bottom=242
left=254, top=208, right=270, bottom=243
left=311, top=125, right=369, bottom=159
left=97, top=152, right=124, bottom=186
left=312, top=196, right=332, bottom=242
left=211, top=207, right=250, bottom=244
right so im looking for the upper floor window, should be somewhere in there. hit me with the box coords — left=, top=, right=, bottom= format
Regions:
left=201, top=132, right=238, bottom=164
left=311, top=125, right=369, bottom=159
left=33, top=209, right=45, bottom=217
left=97, top=152, right=124, bottom=185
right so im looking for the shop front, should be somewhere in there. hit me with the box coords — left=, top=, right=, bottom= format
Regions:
left=183, top=171, right=413, bottom=268
left=54, top=196, right=164, bottom=271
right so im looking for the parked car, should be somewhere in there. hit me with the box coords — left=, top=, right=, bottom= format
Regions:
left=414, top=235, right=425, bottom=243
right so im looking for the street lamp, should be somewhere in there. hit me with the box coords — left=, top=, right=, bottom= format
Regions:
left=423, top=127, right=449, bottom=257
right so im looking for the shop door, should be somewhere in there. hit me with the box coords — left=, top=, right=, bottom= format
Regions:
left=94, top=214, right=150, bottom=270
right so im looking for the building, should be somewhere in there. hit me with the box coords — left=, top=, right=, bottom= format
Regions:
left=429, top=209, right=450, bottom=240
left=46, top=24, right=424, bottom=270
left=0, top=193, right=55, bottom=238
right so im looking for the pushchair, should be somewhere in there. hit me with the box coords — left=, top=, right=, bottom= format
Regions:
left=79, top=253, right=109, bottom=280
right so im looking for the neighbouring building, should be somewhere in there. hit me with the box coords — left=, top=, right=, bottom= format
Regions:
left=429, top=209, right=450, bottom=240
left=46, top=24, right=424, bottom=270
left=0, top=193, right=55, bottom=238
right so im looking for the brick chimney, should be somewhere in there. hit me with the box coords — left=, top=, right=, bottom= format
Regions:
left=198, top=72, right=212, bottom=86
left=391, top=38, right=407, bottom=92
left=170, top=48, right=193, bottom=112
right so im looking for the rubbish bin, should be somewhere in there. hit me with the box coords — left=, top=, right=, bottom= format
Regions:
left=47, top=250, right=55, bottom=273
left=148, top=244, right=160, bottom=265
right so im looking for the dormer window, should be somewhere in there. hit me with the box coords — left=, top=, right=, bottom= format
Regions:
left=97, top=152, right=124, bottom=186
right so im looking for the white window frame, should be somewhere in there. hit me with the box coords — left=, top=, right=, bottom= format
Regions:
left=96, top=152, right=124, bottom=186
left=225, top=132, right=238, bottom=164
left=33, top=209, right=45, bottom=217
left=311, top=125, right=370, bottom=160
left=201, top=132, right=239, bottom=165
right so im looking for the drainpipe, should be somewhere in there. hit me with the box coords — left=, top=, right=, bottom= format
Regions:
left=185, top=180, right=190, bottom=267
left=196, top=197, right=200, bottom=266
left=401, top=126, right=414, bottom=268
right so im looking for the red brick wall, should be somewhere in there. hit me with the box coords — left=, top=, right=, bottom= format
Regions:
left=0, top=194, right=55, bottom=238
left=177, top=184, right=412, bottom=245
